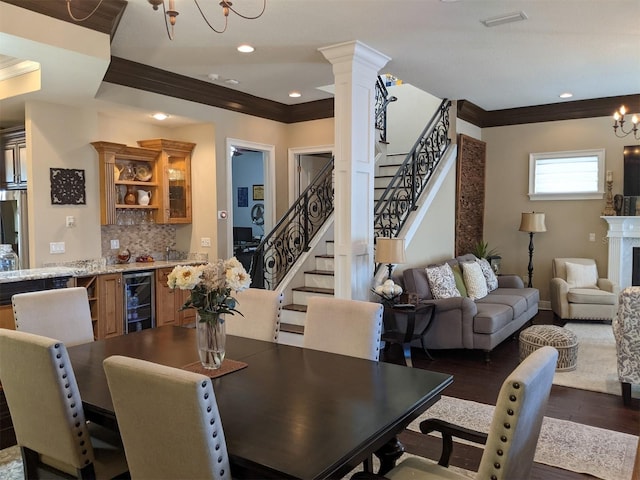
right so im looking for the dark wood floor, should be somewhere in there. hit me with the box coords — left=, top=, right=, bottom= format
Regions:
left=381, top=310, right=639, bottom=479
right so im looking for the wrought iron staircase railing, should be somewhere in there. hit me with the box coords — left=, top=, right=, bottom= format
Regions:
left=375, top=76, right=397, bottom=143
left=373, top=98, right=452, bottom=239
left=249, top=159, right=334, bottom=290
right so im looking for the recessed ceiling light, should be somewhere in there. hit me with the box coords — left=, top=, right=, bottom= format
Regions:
left=289, top=91, right=302, bottom=98
left=559, top=92, right=573, bottom=99
left=481, top=11, right=528, bottom=27
left=237, top=44, right=255, bottom=53
left=151, top=113, right=169, bottom=121
left=225, top=79, right=240, bottom=85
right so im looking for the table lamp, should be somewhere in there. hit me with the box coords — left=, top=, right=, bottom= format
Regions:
left=519, top=212, right=547, bottom=287
left=375, top=237, right=406, bottom=280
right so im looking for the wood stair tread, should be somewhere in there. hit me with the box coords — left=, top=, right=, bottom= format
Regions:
left=280, top=323, right=304, bottom=335
left=291, top=286, right=334, bottom=294
left=315, top=254, right=334, bottom=259
left=283, top=303, right=307, bottom=312
left=304, top=269, right=334, bottom=276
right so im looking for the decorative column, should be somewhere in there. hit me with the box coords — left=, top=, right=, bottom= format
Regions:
left=319, top=41, right=390, bottom=300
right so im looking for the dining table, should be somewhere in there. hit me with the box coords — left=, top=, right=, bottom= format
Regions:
left=67, top=325, right=453, bottom=479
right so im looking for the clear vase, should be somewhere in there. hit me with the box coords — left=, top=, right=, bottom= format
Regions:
left=196, top=313, right=226, bottom=370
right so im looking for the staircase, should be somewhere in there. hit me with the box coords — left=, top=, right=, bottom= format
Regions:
left=278, top=154, right=407, bottom=347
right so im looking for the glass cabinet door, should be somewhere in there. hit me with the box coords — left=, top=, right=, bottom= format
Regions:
left=167, top=154, right=190, bottom=222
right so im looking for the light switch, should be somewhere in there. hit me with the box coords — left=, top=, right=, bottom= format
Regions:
left=66, top=216, right=76, bottom=228
left=201, top=237, right=212, bottom=247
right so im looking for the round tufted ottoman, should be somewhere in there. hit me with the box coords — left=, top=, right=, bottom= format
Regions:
left=519, top=325, right=578, bottom=371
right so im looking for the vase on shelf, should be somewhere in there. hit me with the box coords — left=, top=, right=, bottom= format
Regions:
left=196, top=312, right=226, bottom=369
left=124, top=185, right=137, bottom=205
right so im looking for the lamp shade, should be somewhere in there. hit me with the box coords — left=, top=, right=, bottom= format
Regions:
left=519, top=212, right=547, bottom=233
left=375, top=237, right=406, bottom=264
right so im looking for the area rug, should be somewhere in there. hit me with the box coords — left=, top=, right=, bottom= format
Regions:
left=553, top=322, right=640, bottom=398
left=409, top=395, right=638, bottom=480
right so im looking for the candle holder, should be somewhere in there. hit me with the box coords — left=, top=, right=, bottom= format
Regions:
left=602, top=179, right=616, bottom=216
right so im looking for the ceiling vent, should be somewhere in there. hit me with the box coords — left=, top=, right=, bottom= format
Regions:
left=481, top=11, right=528, bottom=28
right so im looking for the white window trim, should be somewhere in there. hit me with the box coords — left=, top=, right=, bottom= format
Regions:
left=528, top=148, right=606, bottom=201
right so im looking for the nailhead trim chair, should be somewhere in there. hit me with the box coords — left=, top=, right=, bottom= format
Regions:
left=351, top=346, right=558, bottom=480
left=304, top=296, right=384, bottom=361
left=12, top=287, right=95, bottom=346
left=613, top=286, right=640, bottom=406
left=225, top=287, right=283, bottom=342
left=103, top=355, right=232, bottom=480
left=0, top=329, right=128, bottom=479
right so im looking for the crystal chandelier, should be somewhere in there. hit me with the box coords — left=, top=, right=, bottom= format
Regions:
left=612, top=105, right=640, bottom=140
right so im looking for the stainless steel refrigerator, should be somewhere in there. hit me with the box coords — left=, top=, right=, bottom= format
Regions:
left=0, top=189, right=28, bottom=269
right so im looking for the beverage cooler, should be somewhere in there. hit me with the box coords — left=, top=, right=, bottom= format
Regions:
left=123, top=271, right=155, bottom=333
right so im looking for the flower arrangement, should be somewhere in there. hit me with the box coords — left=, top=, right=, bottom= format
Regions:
left=167, top=257, right=251, bottom=323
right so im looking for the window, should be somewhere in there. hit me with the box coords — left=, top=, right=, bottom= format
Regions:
left=528, top=148, right=605, bottom=200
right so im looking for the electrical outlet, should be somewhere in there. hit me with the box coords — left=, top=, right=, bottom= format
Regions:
left=110, top=239, right=120, bottom=249
left=50, top=242, right=65, bottom=254
left=589, top=233, right=596, bottom=242
left=201, top=237, right=212, bottom=247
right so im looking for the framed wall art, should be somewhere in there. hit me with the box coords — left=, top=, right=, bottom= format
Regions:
left=50, top=168, right=86, bottom=205
left=253, top=184, right=264, bottom=201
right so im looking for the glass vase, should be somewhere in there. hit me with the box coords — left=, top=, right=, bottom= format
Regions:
left=196, top=313, right=226, bottom=369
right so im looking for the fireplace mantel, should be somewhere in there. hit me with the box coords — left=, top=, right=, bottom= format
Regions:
left=602, top=216, right=640, bottom=289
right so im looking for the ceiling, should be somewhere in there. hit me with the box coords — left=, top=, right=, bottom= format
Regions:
left=1, top=0, right=639, bottom=127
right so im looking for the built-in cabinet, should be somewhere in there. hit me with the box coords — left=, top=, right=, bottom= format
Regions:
left=1, top=126, right=27, bottom=189
left=75, top=273, right=123, bottom=339
left=155, top=267, right=196, bottom=327
left=91, top=139, right=195, bottom=225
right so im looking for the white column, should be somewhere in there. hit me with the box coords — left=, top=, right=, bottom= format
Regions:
left=319, top=41, right=390, bottom=300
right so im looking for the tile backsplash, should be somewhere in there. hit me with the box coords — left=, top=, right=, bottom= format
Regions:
left=101, top=224, right=179, bottom=263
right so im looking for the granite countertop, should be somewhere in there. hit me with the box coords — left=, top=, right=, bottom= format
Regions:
left=0, top=259, right=205, bottom=284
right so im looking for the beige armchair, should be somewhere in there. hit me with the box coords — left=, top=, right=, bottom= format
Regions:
left=613, top=286, right=640, bottom=406
left=550, top=258, right=618, bottom=321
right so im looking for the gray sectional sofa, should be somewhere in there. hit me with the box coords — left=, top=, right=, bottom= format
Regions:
left=401, top=254, right=539, bottom=360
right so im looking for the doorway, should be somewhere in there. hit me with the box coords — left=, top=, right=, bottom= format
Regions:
left=288, top=146, right=333, bottom=206
left=226, top=138, right=275, bottom=261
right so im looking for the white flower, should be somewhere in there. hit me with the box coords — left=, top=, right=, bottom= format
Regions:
left=226, top=264, right=251, bottom=291
left=167, top=265, right=202, bottom=290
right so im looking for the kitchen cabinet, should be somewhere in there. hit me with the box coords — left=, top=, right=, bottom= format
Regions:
left=92, top=139, right=195, bottom=225
left=0, top=305, right=14, bottom=330
left=137, top=139, right=195, bottom=224
left=1, top=126, right=27, bottom=189
left=76, top=273, right=124, bottom=339
left=91, top=141, right=161, bottom=225
left=155, top=267, right=196, bottom=327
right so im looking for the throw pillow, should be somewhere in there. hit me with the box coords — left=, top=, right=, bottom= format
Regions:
left=451, top=264, right=468, bottom=297
left=461, top=261, right=489, bottom=300
left=566, top=262, right=598, bottom=288
left=425, top=263, right=461, bottom=299
left=478, top=258, right=499, bottom=292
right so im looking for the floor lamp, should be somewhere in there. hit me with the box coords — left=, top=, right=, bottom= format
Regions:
left=519, top=212, right=547, bottom=288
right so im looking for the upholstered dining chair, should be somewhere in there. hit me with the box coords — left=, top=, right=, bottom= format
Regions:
left=613, top=286, right=640, bottom=406
left=304, top=296, right=384, bottom=361
left=0, top=329, right=129, bottom=479
left=103, top=355, right=231, bottom=480
left=352, top=345, right=558, bottom=480
left=550, top=258, right=618, bottom=321
left=12, top=286, right=95, bottom=346
left=225, top=287, right=283, bottom=342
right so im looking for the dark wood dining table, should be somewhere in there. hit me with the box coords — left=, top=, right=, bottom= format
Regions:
left=67, top=326, right=453, bottom=479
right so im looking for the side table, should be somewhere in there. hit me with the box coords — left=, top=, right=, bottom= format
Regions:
left=382, top=303, right=436, bottom=367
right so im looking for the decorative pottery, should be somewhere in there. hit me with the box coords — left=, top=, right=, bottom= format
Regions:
left=196, top=313, right=226, bottom=369
left=135, top=164, right=152, bottom=182
left=137, top=189, right=151, bottom=206
left=124, top=186, right=136, bottom=205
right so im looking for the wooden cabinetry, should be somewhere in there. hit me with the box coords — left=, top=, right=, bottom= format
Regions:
left=137, top=139, right=195, bottom=224
left=0, top=305, right=14, bottom=330
left=92, top=139, right=195, bottom=225
left=91, top=141, right=161, bottom=225
left=76, top=273, right=123, bottom=339
left=1, top=126, right=27, bottom=189
left=155, top=267, right=196, bottom=327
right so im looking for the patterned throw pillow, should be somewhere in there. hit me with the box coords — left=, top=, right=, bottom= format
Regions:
left=461, top=261, right=489, bottom=300
left=478, top=258, right=499, bottom=292
left=425, top=263, right=461, bottom=299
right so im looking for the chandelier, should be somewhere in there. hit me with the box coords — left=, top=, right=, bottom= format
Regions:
left=148, top=0, right=266, bottom=39
left=66, top=0, right=267, bottom=39
left=612, top=105, right=639, bottom=140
